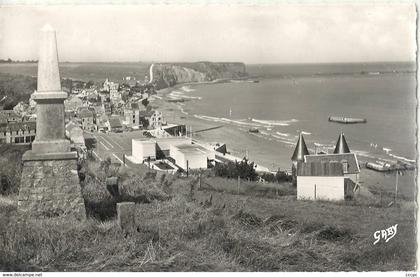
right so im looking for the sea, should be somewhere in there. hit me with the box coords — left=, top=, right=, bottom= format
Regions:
left=166, top=62, right=417, bottom=199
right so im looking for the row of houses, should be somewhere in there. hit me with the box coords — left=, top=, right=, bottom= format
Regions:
left=0, top=110, right=36, bottom=145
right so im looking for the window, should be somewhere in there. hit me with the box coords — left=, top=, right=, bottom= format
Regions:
left=341, top=160, right=349, bottom=173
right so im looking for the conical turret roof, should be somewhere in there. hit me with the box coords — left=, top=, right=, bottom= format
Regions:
left=291, top=133, right=310, bottom=161
left=333, top=132, right=351, bottom=154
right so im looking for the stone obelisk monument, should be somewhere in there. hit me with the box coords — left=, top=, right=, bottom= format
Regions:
left=18, top=25, right=86, bottom=219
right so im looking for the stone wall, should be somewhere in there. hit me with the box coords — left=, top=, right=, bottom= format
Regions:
left=18, top=158, right=86, bottom=219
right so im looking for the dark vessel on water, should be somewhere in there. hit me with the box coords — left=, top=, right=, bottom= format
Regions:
left=249, top=127, right=259, bottom=133
left=329, top=116, right=367, bottom=124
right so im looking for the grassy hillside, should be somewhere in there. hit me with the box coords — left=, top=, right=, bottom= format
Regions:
left=0, top=160, right=415, bottom=271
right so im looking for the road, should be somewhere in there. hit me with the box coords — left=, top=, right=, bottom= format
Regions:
left=85, top=130, right=145, bottom=166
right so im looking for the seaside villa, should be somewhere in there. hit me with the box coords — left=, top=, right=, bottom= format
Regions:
left=292, top=132, right=360, bottom=201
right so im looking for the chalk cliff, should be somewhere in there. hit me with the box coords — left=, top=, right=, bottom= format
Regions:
left=150, top=62, right=247, bottom=90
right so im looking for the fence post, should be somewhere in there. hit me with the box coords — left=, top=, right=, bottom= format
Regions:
left=380, top=191, right=382, bottom=206
left=314, top=184, right=317, bottom=200
left=186, top=160, right=189, bottom=177
left=237, top=176, right=240, bottom=194
left=395, top=170, right=399, bottom=203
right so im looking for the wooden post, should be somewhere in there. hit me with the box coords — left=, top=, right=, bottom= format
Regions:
left=186, top=160, right=189, bottom=177
left=395, top=170, right=399, bottom=202
left=380, top=191, right=382, bottom=206
left=237, top=176, right=240, bottom=194
left=123, top=154, right=125, bottom=165
left=198, top=171, right=202, bottom=190
left=314, top=184, right=317, bottom=200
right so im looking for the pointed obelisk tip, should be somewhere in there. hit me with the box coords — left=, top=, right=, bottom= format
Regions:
left=36, top=22, right=62, bottom=93
left=41, top=24, right=54, bottom=32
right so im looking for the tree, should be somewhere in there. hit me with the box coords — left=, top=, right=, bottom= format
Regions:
left=142, top=98, right=149, bottom=107
left=85, top=80, right=94, bottom=89
left=100, top=157, right=112, bottom=176
left=140, top=117, right=149, bottom=129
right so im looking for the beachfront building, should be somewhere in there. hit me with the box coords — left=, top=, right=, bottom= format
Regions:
left=296, top=161, right=353, bottom=201
left=153, top=137, right=192, bottom=159
left=132, top=138, right=156, bottom=161
left=170, top=144, right=210, bottom=171
left=129, top=136, right=188, bottom=159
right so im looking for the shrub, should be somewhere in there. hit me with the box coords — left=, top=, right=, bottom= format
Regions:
left=214, top=158, right=258, bottom=181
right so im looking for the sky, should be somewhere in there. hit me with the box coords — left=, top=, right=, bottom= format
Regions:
left=0, top=3, right=417, bottom=64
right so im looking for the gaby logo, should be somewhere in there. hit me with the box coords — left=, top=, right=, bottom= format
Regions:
left=373, top=224, right=398, bottom=245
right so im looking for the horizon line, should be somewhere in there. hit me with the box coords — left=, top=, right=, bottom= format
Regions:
left=0, top=60, right=416, bottom=65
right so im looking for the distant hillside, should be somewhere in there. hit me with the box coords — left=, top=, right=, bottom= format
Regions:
left=150, top=62, right=247, bottom=90
left=0, top=62, right=150, bottom=83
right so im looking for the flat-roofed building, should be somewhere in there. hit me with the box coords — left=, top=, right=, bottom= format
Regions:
left=152, top=137, right=192, bottom=159
left=170, top=143, right=211, bottom=170
left=132, top=138, right=156, bottom=161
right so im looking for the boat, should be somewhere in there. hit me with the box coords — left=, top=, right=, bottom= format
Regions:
left=365, top=161, right=416, bottom=172
left=365, top=162, right=392, bottom=172
left=249, top=127, right=259, bottom=133
left=329, top=116, right=367, bottom=124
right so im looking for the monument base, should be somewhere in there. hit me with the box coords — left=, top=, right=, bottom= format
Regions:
left=18, top=151, right=86, bottom=220
left=31, top=139, right=71, bottom=154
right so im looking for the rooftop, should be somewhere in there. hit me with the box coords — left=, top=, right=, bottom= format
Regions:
left=297, top=161, right=344, bottom=177
left=0, top=121, right=36, bottom=132
left=174, top=143, right=210, bottom=155
left=108, top=116, right=122, bottom=128
left=77, top=109, right=94, bottom=118
left=304, top=153, right=360, bottom=174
